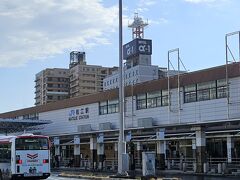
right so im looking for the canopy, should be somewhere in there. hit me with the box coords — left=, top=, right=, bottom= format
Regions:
left=0, top=118, right=51, bottom=134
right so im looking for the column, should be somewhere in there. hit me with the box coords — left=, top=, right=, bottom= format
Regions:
left=97, top=143, right=104, bottom=170
left=192, top=139, right=196, bottom=159
left=54, top=137, right=60, bottom=168
left=136, top=142, right=142, bottom=169
left=227, top=136, right=234, bottom=163
left=74, top=136, right=80, bottom=167
left=194, top=126, right=206, bottom=173
left=156, top=129, right=166, bottom=170
left=113, top=143, right=118, bottom=170
left=90, top=136, right=97, bottom=170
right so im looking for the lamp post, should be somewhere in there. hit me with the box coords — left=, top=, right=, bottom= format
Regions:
left=118, top=0, right=126, bottom=175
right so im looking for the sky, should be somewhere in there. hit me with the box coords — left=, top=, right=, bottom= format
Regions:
left=1, top=0, right=240, bottom=113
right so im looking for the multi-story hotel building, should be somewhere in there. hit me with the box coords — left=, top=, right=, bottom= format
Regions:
left=2, top=62, right=240, bottom=173
left=35, top=68, right=70, bottom=106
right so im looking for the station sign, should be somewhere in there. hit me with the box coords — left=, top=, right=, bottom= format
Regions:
left=123, top=39, right=152, bottom=59
left=68, top=107, right=89, bottom=121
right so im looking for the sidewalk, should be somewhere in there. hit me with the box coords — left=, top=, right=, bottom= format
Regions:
left=53, top=168, right=240, bottom=179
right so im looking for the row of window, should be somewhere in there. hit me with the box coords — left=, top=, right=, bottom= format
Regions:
left=184, top=79, right=227, bottom=103
left=136, top=90, right=169, bottom=110
left=100, top=79, right=228, bottom=114
left=99, top=100, right=119, bottom=115
left=104, top=70, right=139, bottom=87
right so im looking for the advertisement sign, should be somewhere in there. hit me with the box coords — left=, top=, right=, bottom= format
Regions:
left=123, top=39, right=152, bottom=59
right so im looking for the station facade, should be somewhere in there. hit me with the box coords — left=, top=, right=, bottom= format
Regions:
left=1, top=62, right=240, bottom=172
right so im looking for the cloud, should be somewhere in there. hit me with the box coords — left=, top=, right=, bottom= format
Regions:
left=149, top=18, right=169, bottom=25
left=184, top=0, right=228, bottom=5
left=0, top=0, right=118, bottom=67
left=136, top=0, right=157, bottom=13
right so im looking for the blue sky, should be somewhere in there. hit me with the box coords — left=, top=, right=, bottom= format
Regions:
left=0, top=0, right=240, bottom=113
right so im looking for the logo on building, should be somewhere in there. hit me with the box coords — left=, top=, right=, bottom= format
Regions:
left=68, top=107, right=89, bottom=121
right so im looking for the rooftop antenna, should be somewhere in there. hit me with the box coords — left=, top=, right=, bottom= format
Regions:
left=128, top=13, right=148, bottom=39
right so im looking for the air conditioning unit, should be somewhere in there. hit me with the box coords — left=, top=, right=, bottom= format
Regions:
left=99, top=122, right=112, bottom=130
left=138, top=117, right=153, bottom=128
left=78, top=124, right=92, bottom=132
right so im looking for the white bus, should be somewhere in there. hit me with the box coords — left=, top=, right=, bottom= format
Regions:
left=0, top=134, right=50, bottom=179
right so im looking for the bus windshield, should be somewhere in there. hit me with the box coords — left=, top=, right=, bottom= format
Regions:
left=15, top=137, right=49, bottom=150
left=0, top=143, right=11, bottom=163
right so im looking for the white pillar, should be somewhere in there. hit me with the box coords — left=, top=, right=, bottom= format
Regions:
left=227, top=136, right=233, bottom=163
left=90, top=137, right=97, bottom=169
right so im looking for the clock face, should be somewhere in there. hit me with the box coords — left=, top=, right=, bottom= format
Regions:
left=123, top=39, right=152, bottom=59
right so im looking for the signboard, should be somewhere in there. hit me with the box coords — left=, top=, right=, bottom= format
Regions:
left=74, top=136, right=80, bottom=145
left=156, top=130, right=165, bottom=140
left=53, top=137, right=59, bottom=145
left=97, top=133, right=104, bottom=143
left=123, top=39, right=152, bottom=59
left=68, top=107, right=89, bottom=121
left=126, top=131, right=132, bottom=142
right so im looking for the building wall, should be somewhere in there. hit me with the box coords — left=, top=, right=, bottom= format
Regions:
left=36, top=76, right=240, bottom=137
left=69, top=64, right=112, bottom=98
left=103, top=65, right=159, bottom=90
left=35, top=68, right=69, bottom=106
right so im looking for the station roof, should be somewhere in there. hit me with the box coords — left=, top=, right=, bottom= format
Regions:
left=0, top=118, right=51, bottom=134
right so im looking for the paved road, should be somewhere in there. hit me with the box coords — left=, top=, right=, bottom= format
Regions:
left=48, top=173, right=240, bottom=180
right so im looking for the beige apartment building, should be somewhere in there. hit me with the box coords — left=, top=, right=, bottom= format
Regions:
left=69, top=51, right=116, bottom=98
left=35, top=68, right=70, bottom=106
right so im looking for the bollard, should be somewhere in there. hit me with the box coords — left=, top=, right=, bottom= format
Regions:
left=167, top=160, right=171, bottom=170
left=193, top=163, right=197, bottom=172
left=222, top=163, right=226, bottom=173
left=98, top=162, right=102, bottom=170
left=218, top=163, right=222, bottom=174
left=203, top=163, right=207, bottom=173
left=111, top=161, right=114, bottom=170
left=183, top=163, right=186, bottom=172
left=179, top=160, right=183, bottom=170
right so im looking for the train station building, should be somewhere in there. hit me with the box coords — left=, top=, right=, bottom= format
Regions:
left=1, top=62, right=240, bottom=173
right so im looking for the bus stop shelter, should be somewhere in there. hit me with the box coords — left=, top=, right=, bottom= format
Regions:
left=0, top=118, right=51, bottom=134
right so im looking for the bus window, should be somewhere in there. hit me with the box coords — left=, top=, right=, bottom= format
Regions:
left=16, top=138, right=49, bottom=150
left=0, top=144, right=11, bottom=163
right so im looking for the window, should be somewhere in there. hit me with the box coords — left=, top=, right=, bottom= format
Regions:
left=184, top=84, right=197, bottom=103
left=217, top=79, right=227, bottom=98
left=137, top=90, right=168, bottom=110
left=16, top=138, right=49, bottom=150
left=0, top=144, right=11, bottom=163
left=137, top=94, right=147, bottom=110
left=99, top=101, right=108, bottom=115
left=162, top=90, right=169, bottom=106
left=108, top=99, right=119, bottom=114
left=147, top=91, right=161, bottom=108
left=184, top=79, right=227, bottom=103
left=197, top=81, right=216, bottom=101
left=99, top=100, right=119, bottom=115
